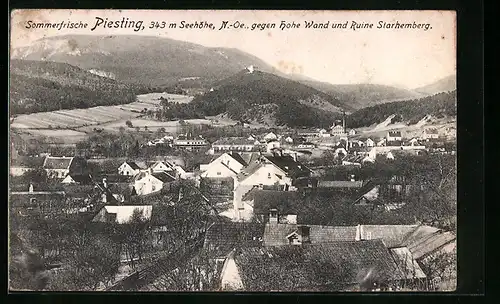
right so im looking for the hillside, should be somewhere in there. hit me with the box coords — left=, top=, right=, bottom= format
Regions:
left=298, top=80, right=423, bottom=110
left=346, top=90, right=457, bottom=128
left=414, top=75, right=456, bottom=95
left=9, top=59, right=146, bottom=115
left=188, top=69, right=353, bottom=127
left=11, top=35, right=278, bottom=89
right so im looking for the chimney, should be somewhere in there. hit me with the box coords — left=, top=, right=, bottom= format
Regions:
left=297, top=225, right=311, bottom=244
left=269, top=208, right=278, bottom=224
left=29, top=183, right=34, bottom=193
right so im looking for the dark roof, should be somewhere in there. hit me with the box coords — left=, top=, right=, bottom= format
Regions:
left=265, top=155, right=312, bottom=178
left=227, top=152, right=248, bottom=166
left=125, top=161, right=141, bottom=170
left=388, top=131, right=402, bottom=136
left=203, top=222, right=266, bottom=257
left=151, top=172, right=176, bottom=183
left=234, top=240, right=404, bottom=291
left=317, top=180, right=364, bottom=188
left=262, top=223, right=358, bottom=247
left=43, top=156, right=73, bottom=169
left=10, top=156, right=45, bottom=168
left=99, top=174, right=133, bottom=183
left=243, top=189, right=303, bottom=215
left=66, top=174, right=92, bottom=184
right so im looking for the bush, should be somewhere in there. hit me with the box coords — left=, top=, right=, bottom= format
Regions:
left=125, top=120, right=133, bottom=128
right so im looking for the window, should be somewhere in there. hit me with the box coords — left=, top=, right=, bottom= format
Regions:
left=268, top=173, right=271, bottom=179
left=217, top=172, right=221, bottom=176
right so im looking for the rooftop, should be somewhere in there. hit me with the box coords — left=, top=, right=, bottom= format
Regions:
left=203, top=222, right=266, bottom=257
left=43, top=156, right=74, bottom=170
left=213, top=137, right=257, bottom=146
left=233, top=240, right=404, bottom=291
left=263, top=223, right=358, bottom=247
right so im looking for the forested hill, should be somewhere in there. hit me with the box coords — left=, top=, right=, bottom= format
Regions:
left=188, top=69, right=352, bottom=128
left=346, top=90, right=457, bottom=128
left=10, top=59, right=148, bottom=115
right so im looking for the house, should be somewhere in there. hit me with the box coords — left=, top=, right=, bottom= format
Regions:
left=149, top=160, right=176, bottom=173
left=43, top=156, right=87, bottom=179
left=203, top=222, right=266, bottom=258
left=330, top=124, right=346, bottom=137
left=348, top=129, right=356, bottom=136
left=296, top=142, right=315, bottom=149
left=118, top=161, right=143, bottom=176
left=92, top=205, right=153, bottom=224
left=365, top=138, right=375, bottom=147
left=407, top=138, right=421, bottom=146
left=212, top=137, right=258, bottom=152
left=386, top=131, right=402, bottom=142
left=386, top=151, right=395, bottom=160
left=376, top=138, right=386, bottom=147
left=10, top=184, right=66, bottom=215
left=200, top=152, right=248, bottom=179
left=319, top=129, right=331, bottom=138
left=285, top=136, right=294, bottom=143
left=422, top=128, right=440, bottom=140
left=219, top=240, right=406, bottom=291
left=234, top=188, right=303, bottom=222
left=61, top=174, right=93, bottom=185
left=316, top=180, right=364, bottom=191
left=173, top=136, right=208, bottom=151
left=10, top=156, right=45, bottom=176
left=133, top=170, right=177, bottom=195
left=263, top=132, right=278, bottom=142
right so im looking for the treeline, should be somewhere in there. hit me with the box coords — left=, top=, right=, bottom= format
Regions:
left=346, top=91, right=457, bottom=128
left=9, top=60, right=153, bottom=115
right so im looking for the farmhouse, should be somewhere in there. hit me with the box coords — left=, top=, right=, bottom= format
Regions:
left=219, top=240, right=406, bottom=291
left=386, top=131, right=403, bottom=142
left=200, top=152, right=248, bottom=179
left=118, top=161, right=143, bottom=176
left=365, top=138, right=375, bottom=147
left=263, top=132, right=278, bottom=142
left=422, top=128, right=440, bottom=140
left=212, top=137, right=259, bottom=152
left=296, top=142, right=315, bottom=149
left=173, top=135, right=208, bottom=151
left=43, top=156, right=87, bottom=179
left=133, top=170, right=177, bottom=196
left=10, top=156, right=45, bottom=176
left=92, top=205, right=153, bottom=224
left=61, top=174, right=93, bottom=185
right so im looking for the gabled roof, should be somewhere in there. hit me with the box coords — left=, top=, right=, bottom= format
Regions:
left=234, top=240, right=404, bottom=291
left=360, top=225, right=420, bottom=248
left=203, top=222, right=266, bottom=257
left=243, top=189, right=303, bottom=215
left=265, top=155, right=312, bottom=177
left=226, top=152, right=248, bottom=166
left=10, top=156, right=45, bottom=168
left=404, top=231, right=456, bottom=260
left=389, top=247, right=427, bottom=279
left=43, top=156, right=74, bottom=170
left=317, top=180, right=364, bottom=188
left=151, top=172, right=176, bottom=183
left=388, top=131, right=402, bottom=136
left=262, top=223, right=358, bottom=247
left=123, top=161, right=141, bottom=170
left=64, top=174, right=93, bottom=184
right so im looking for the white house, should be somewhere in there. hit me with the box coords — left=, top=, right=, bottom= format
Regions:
left=330, top=125, right=346, bottom=137
left=61, top=174, right=93, bottom=185
left=348, top=129, right=356, bottom=136
left=377, top=138, right=386, bottom=147
left=387, top=131, right=402, bottom=142
left=285, top=136, right=294, bottom=143
left=150, top=161, right=175, bottom=173
left=386, top=151, right=395, bottom=160
left=263, top=132, right=278, bottom=142
left=118, top=161, right=142, bottom=176
left=365, top=138, right=375, bottom=147
left=133, top=171, right=176, bottom=195
left=43, top=156, right=85, bottom=179
left=422, top=128, right=440, bottom=140
left=92, top=205, right=153, bottom=224
left=200, top=152, right=248, bottom=179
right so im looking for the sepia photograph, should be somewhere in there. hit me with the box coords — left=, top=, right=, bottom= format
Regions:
left=9, top=9, right=457, bottom=292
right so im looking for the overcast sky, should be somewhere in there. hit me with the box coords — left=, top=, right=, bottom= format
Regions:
left=10, top=10, right=456, bottom=89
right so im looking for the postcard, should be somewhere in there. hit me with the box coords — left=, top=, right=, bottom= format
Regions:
left=9, top=9, right=456, bottom=292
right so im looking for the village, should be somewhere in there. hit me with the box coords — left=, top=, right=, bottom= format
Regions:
left=9, top=114, right=457, bottom=292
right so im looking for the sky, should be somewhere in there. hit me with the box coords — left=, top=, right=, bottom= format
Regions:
left=10, top=10, right=456, bottom=89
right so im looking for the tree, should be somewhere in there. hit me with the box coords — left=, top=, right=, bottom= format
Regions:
left=125, top=120, right=134, bottom=128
